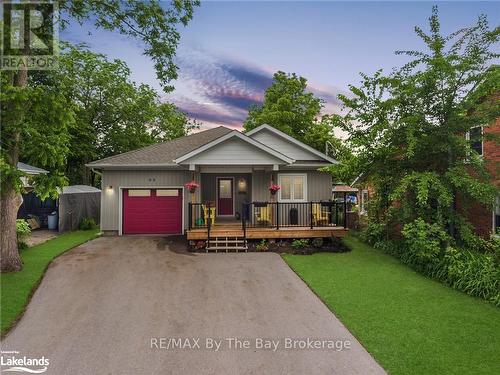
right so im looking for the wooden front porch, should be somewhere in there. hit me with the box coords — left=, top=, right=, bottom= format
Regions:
left=186, top=222, right=348, bottom=240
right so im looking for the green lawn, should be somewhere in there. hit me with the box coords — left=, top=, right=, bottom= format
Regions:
left=283, top=236, right=500, bottom=375
left=1, top=229, right=99, bottom=335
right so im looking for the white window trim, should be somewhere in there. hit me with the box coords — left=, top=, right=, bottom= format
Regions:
left=465, top=126, right=484, bottom=158
left=215, top=177, right=235, bottom=217
left=493, top=196, right=499, bottom=237
left=360, top=189, right=369, bottom=214
left=277, top=173, right=307, bottom=202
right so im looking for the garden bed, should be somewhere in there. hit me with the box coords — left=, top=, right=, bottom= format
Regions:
left=247, top=237, right=351, bottom=254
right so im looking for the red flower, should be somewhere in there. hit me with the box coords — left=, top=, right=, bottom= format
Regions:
left=185, top=181, right=199, bottom=191
left=268, top=184, right=281, bottom=192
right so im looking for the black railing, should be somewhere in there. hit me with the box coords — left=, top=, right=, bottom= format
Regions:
left=189, top=200, right=349, bottom=233
left=242, top=201, right=347, bottom=229
left=188, top=202, right=214, bottom=230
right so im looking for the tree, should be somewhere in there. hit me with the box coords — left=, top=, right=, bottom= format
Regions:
left=244, top=71, right=352, bottom=179
left=1, top=1, right=199, bottom=272
left=243, top=71, right=324, bottom=145
left=54, top=46, right=198, bottom=185
left=339, top=7, right=499, bottom=249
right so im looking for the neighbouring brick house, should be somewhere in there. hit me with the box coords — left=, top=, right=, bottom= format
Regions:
left=352, top=110, right=499, bottom=239
left=460, top=113, right=500, bottom=238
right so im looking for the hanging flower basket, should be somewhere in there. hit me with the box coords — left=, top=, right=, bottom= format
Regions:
left=269, top=184, right=281, bottom=195
left=185, top=181, right=199, bottom=193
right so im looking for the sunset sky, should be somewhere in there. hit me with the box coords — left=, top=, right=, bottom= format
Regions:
left=62, top=1, right=500, bottom=130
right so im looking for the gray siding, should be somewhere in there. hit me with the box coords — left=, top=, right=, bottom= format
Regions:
left=101, top=169, right=192, bottom=233
left=251, top=170, right=332, bottom=202
left=183, top=138, right=284, bottom=165
left=100, top=168, right=331, bottom=234
left=200, top=173, right=252, bottom=216
left=306, top=170, right=332, bottom=200
left=251, top=170, right=272, bottom=201
left=250, top=129, right=319, bottom=160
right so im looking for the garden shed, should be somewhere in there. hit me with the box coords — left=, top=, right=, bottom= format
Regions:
left=58, top=185, right=101, bottom=232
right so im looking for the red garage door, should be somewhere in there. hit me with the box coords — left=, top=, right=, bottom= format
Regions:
left=123, top=189, right=182, bottom=234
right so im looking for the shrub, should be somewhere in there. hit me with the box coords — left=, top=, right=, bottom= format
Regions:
left=16, top=219, right=31, bottom=248
left=401, top=218, right=449, bottom=266
left=312, top=238, right=323, bottom=248
left=256, top=240, right=268, bottom=252
left=361, top=222, right=386, bottom=245
left=367, top=218, right=500, bottom=307
left=291, top=239, right=309, bottom=249
left=444, top=247, right=500, bottom=305
left=79, top=217, right=96, bottom=230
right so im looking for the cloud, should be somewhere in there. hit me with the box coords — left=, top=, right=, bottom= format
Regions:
left=164, top=46, right=346, bottom=130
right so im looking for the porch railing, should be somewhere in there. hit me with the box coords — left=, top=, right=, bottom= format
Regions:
left=188, top=202, right=214, bottom=230
left=242, top=201, right=347, bottom=230
left=189, top=200, right=348, bottom=232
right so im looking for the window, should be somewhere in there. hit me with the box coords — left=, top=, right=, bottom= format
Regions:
left=466, top=127, right=483, bottom=156
left=218, top=179, right=232, bottom=198
left=128, top=189, right=150, bottom=197
left=495, top=196, right=500, bottom=236
left=360, top=190, right=369, bottom=214
left=156, top=189, right=179, bottom=197
left=278, top=174, right=307, bottom=202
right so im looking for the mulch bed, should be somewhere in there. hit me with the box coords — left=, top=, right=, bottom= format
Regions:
left=248, top=237, right=351, bottom=255
left=178, top=236, right=350, bottom=254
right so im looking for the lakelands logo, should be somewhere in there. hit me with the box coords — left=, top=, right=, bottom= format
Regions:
left=1, top=351, right=50, bottom=373
left=1, top=0, right=59, bottom=70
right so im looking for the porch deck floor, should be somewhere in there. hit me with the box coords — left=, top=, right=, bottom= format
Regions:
left=186, top=224, right=348, bottom=240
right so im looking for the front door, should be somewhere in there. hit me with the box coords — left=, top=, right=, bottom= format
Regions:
left=217, top=178, right=234, bottom=216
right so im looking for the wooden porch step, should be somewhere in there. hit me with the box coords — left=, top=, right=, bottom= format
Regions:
left=205, top=246, right=248, bottom=252
left=210, top=239, right=245, bottom=244
left=206, top=236, right=247, bottom=253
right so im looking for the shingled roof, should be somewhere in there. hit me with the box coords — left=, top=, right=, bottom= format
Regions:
left=87, top=126, right=232, bottom=167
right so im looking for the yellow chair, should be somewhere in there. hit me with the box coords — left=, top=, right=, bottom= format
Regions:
left=312, top=203, right=330, bottom=226
left=255, top=205, right=272, bottom=226
left=202, top=204, right=216, bottom=226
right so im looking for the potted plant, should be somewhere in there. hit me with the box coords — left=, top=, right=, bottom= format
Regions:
left=185, top=181, right=199, bottom=194
left=268, top=183, right=281, bottom=195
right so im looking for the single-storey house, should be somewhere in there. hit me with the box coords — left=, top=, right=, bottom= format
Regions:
left=87, top=124, right=348, bottom=249
left=18, top=162, right=48, bottom=189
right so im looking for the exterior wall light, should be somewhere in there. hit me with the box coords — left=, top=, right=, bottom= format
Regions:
left=237, top=178, right=247, bottom=194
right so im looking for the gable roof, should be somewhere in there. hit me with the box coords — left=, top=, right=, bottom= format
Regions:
left=18, top=162, right=48, bottom=175
left=87, top=126, right=232, bottom=168
left=173, top=130, right=294, bottom=164
left=87, top=124, right=339, bottom=169
left=245, top=124, right=338, bottom=164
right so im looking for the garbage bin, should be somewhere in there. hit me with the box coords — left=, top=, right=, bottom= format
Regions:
left=289, top=208, right=298, bottom=225
left=47, top=212, right=58, bottom=230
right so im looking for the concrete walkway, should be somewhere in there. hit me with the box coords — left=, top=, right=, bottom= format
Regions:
left=26, top=229, right=58, bottom=247
left=2, top=237, right=386, bottom=375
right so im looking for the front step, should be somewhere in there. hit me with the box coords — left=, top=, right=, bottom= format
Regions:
left=206, top=236, right=247, bottom=253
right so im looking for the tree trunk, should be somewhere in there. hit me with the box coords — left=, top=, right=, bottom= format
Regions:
left=0, top=186, right=23, bottom=272
left=0, top=65, right=27, bottom=272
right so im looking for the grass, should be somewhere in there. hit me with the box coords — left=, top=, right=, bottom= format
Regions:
left=1, top=229, right=100, bottom=335
left=283, top=236, right=500, bottom=375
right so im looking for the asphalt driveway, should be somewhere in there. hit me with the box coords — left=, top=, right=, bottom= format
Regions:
left=2, top=237, right=386, bottom=375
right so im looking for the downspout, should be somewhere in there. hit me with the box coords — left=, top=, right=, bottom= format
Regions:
left=90, top=168, right=102, bottom=190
